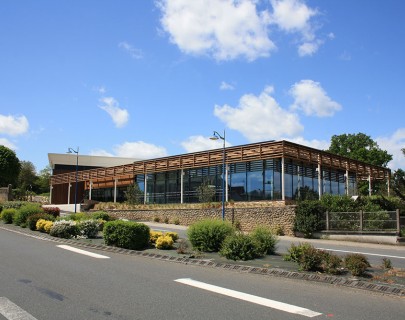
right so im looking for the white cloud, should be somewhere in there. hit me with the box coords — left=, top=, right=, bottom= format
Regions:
left=99, top=97, right=129, bottom=128
left=289, top=80, right=342, bottom=117
left=270, top=0, right=321, bottom=56
left=89, top=149, right=114, bottom=157
left=286, top=136, right=330, bottom=150
left=0, top=137, right=17, bottom=150
left=119, top=41, right=143, bottom=59
left=220, top=81, right=235, bottom=91
left=0, top=114, right=29, bottom=136
left=214, top=86, right=303, bottom=141
left=376, top=129, right=405, bottom=170
left=181, top=135, right=231, bottom=153
left=113, top=141, right=168, bottom=159
left=93, top=86, right=106, bottom=94
left=157, top=0, right=276, bottom=61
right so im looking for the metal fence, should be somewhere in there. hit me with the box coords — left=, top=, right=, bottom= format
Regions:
left=324, top=209, right=402, bottom=234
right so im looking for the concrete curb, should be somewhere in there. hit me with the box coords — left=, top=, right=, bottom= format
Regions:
left=1, top=224, right=404, bottom=298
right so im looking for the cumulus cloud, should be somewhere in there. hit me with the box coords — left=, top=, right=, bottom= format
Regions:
left=99, top=97, right=129, bottom=128
left=0, top=137, right=17, bottom=150
left=214, top=86, right=303, bottom=141
left=119, top=41, right=143, bottom=59
left=286, top=136, right=330, bottom=150
left=220, top=81, right=235, bottom=91
left=181, top=135, right=231, bottom=153
left=157, top=0, right=276, bottom=61
left=113, top=141, right=168, bottom=159
left=89, top=149, right=114, bottom=157
left=0, top=114, right=29, bottom=136
left=289, top=80, right=342, bottom=117
left=376, top=128, right=405, bottom=170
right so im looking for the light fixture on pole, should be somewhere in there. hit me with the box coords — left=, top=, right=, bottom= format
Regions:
left=210, top=130, right=226, bottom=220
left=67, top=147, right=79, bottom=213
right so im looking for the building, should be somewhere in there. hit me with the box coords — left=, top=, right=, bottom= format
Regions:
left=49, top=140, right=391, bottom=205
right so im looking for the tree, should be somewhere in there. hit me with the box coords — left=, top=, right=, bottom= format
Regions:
left=18, top=161, right=37, bottom=191
left=328, top=133, right=392, bottom=167
left=36, top=165, right=51, bottom=194
left=124, top=183, right=143, bottom=205
left=196, top=180, right=216, bottom=203
left=0, top=145, right=21, bottom=187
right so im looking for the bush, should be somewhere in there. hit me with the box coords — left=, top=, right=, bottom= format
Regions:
left=344, top=254, right=370, bottom=277
left=49, top=220, right=80, bottom=239
left=294, top=201, right=325, bottom=238
left=67, top=212, right=89, bottom=221
left=163, top=217, right=169, bottom=224
left=219, top=233, right=257, bottom=261
left=165, top=231, right=179, bottom=242
left=173, top=218, right=180, bottom=225
left=176, top=239, right=189, bottom=254
left=42, top=207, right=60, bottom=218
left=36, top=219, right=48, bottom=232
left=250, top=226, right=278, bottom=256
left=187, top=219, right=235, bottom=252
left=43, top=221, right=53, bottom=233
left=283, top=243, right=313, bottom=263
left=2, top=201, right=28, bottom=210
left=321, top=251, right=343, bottom=275
left=155, top=235, right=174, bottom=249
left=1, top=208, right=17, bottom=224
left=153, top=216, right=160, bottom=222
left=150, top=231, right=164, bottom=243
left=14, top=203, right=43, bottom=226
left=78, top=220, right=100, bottom=238
left=27, top=213, right=55, bottom=230
left=104, top=220, right=150, bottom=250
left=91, top=211, right=114, bottom=221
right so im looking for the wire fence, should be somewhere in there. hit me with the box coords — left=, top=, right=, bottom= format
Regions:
left=324, top=210, right=403, bottom=233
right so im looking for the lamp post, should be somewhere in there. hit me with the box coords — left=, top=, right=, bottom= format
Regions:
left=67, top=147, right=79, bottom=213
left=210, top=130, right=226, bottom=220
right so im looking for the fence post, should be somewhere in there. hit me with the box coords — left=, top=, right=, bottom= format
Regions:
left=397, top=209, right=400, bottom=236
left=326, top=211, right=330, bottom=231
left=359, top=210, right=363, bottom=231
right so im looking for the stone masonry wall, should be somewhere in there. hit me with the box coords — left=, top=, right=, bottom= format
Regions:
left=106, top=205, right=296, bottom=236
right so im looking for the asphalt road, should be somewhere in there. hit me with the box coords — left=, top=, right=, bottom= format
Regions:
left=1, top=228, right=404, bottom=320
left=145, top=222, right=405, bottom=268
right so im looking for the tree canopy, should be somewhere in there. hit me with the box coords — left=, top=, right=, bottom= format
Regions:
left=327, top=133, right=392, bottom=167
left=0, top=145, right=21, bottom=187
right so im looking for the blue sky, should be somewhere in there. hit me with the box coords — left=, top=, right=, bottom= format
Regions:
left=1, top=0, right=404, bottom=173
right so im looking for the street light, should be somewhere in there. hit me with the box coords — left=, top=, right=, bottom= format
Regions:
left=67, top=147, right=79, bottom=213
left=210, top=130, right=226, bottom=220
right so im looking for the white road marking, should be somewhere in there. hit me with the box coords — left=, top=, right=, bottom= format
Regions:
left=175, top=278, right=322, bottom=318
left=57, top=245, right=110, bottom=259
left=0, top=297, right=38, bottom=320
left=315, top=248, right=405, bottom=260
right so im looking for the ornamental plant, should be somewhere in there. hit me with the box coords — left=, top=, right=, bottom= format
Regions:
left=250, top=226, right=278, bottom=256
left=165, top=231, right=179, bottom=242
left=14, top=203, right=43, bottom=227
left=104, top=220, right=150, bottom=250
left=155, top=235, right=174, bottom=250
left=78, top=220, right=100, bottom=238
left=49, top=220, right=80, bottom=239
left=150, top=231, right=164, bottom=243
left=1, top=208, right=17, bottom=224
left=42, top=207, right=60, bottom=218
left=344, top=254, right=370, bottom=277
left=43, top=221, right=54, bottom=233
left=219, top=233, right=258, bottom=261
left=27, top=213, right=55, bottom=230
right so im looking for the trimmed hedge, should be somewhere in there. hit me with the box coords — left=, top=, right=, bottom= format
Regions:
left=103, top=220, right=150, bottom=250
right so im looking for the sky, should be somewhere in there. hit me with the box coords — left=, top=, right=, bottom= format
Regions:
left=1, top=0, right=404, bottom=173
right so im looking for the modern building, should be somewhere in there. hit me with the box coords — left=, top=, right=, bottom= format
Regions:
left=49, top=140, right=391, bottom=205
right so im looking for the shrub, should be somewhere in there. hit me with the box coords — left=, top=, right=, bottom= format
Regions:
left=321, top=251, right=343, bottom=275
left=294, top=201, right=325, bottom=238
left=67, top=212, right=89, bottom=221
left=42, top=207, right=60, bottom=218
left=155, top=235, right=174, bottom=250
left=43, top=221, right=54, bottom=233
left=219, top=233, right=257, bottom=261
left=49, top=220, right=80, bottom=239
left=2, top=201, right=28, bottom=210
left=14, top=203, right=43, bottom=226
left=176, top=239, right=189, bottom=254
left=187, top=219, right=235, bottom=252
left=91, top=211, right=114, bottom=221
left=165, top=231, right=179, bottom=242
left=36, top=219, right=47, bottom=232
left=150, top=231, right=164, bottom=243
left=153, top=216, right=160, bottom=222
left=250, top=226, right=278, bottom=256
left=296, top=246, right=324, bottom=271
left=163, top=217, right=169, bottom=224
left=382, top=258, right=392, bottom=270
left=344, top=254, right=370, bottom=277
left=1, top=208, right=17, bottom=224
left=104, top=220, right=150, bottom=250
left=27, top=213, right=55, bottom=230
left=173, top=218, right=180, bottom=225
left=78, top=220, right=100, bottom=238
left=283, top=242, right=313, bottom=262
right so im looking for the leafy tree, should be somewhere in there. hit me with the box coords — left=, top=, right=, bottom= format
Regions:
left=124, top=183, right=143, bottom=205
left=36, top=165, right=51, bottom=194
left=328, top=133, right=392, bottom=167
left=196, top=179, right=216, bottom=203
left=0, top=145, right=21, bottom=187
left=18, top=161, right=37, bottom=191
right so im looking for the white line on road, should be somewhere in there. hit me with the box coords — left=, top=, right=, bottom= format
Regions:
left=57, top=245, right=110, bottom=259
left=175, top=278, right=322, bottom=318
left=0, top=297, right=38, bottom=320
left=315, top=248, right=405, bottom=260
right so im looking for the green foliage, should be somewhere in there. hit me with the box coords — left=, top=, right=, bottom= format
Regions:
left=2, top=201, right=28, bottom=210
left=196, top=180, right=216, bottom=203
left=283, top=243, right=313, bottom=262
left=14, top=203, right=43, bottom=226
left=0, top=145, right=21, bottom=187
left=187, top=219, right=235, bottom=252
left=165, top=231, right=179, bottom=241
left=42, top=207, right=60, bottom=218
left=103, top=220, right=150, bottom=250
left=401, top=228, right=405, bottom=237
left=78, top=220, right=100, bottom=238
left=124, top=183, right=143, bottom=205
left=321, top=251, right=343, bottom=275
left=1, top=208, right=17, bottom=224
left=382, top=258, right=392, bottom=270
left=344, top=254, right=370, bottom=277
left=219, top=233, right=258, bottom=261
left=91, top=211, right=114, bottom=221
left=250, top=226, right=278, bottom=256
left=66, top=212, right=89, bottom=221
left=294, top=201, right=325, bottom=238
left=17, top=161, right=37, bottom=195
left=49, top=220, right=80, bottom=239
left=27, top=213, right=55, bottom=230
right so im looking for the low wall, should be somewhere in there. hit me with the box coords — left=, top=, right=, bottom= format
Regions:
left=105, top=205, right=297, bottom=236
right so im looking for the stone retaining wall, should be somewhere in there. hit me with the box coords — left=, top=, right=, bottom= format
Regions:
left=106, top=205, right=296, bottom=236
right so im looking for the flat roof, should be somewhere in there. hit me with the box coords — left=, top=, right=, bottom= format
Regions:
left=48, top=153, right=141, bottom=169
